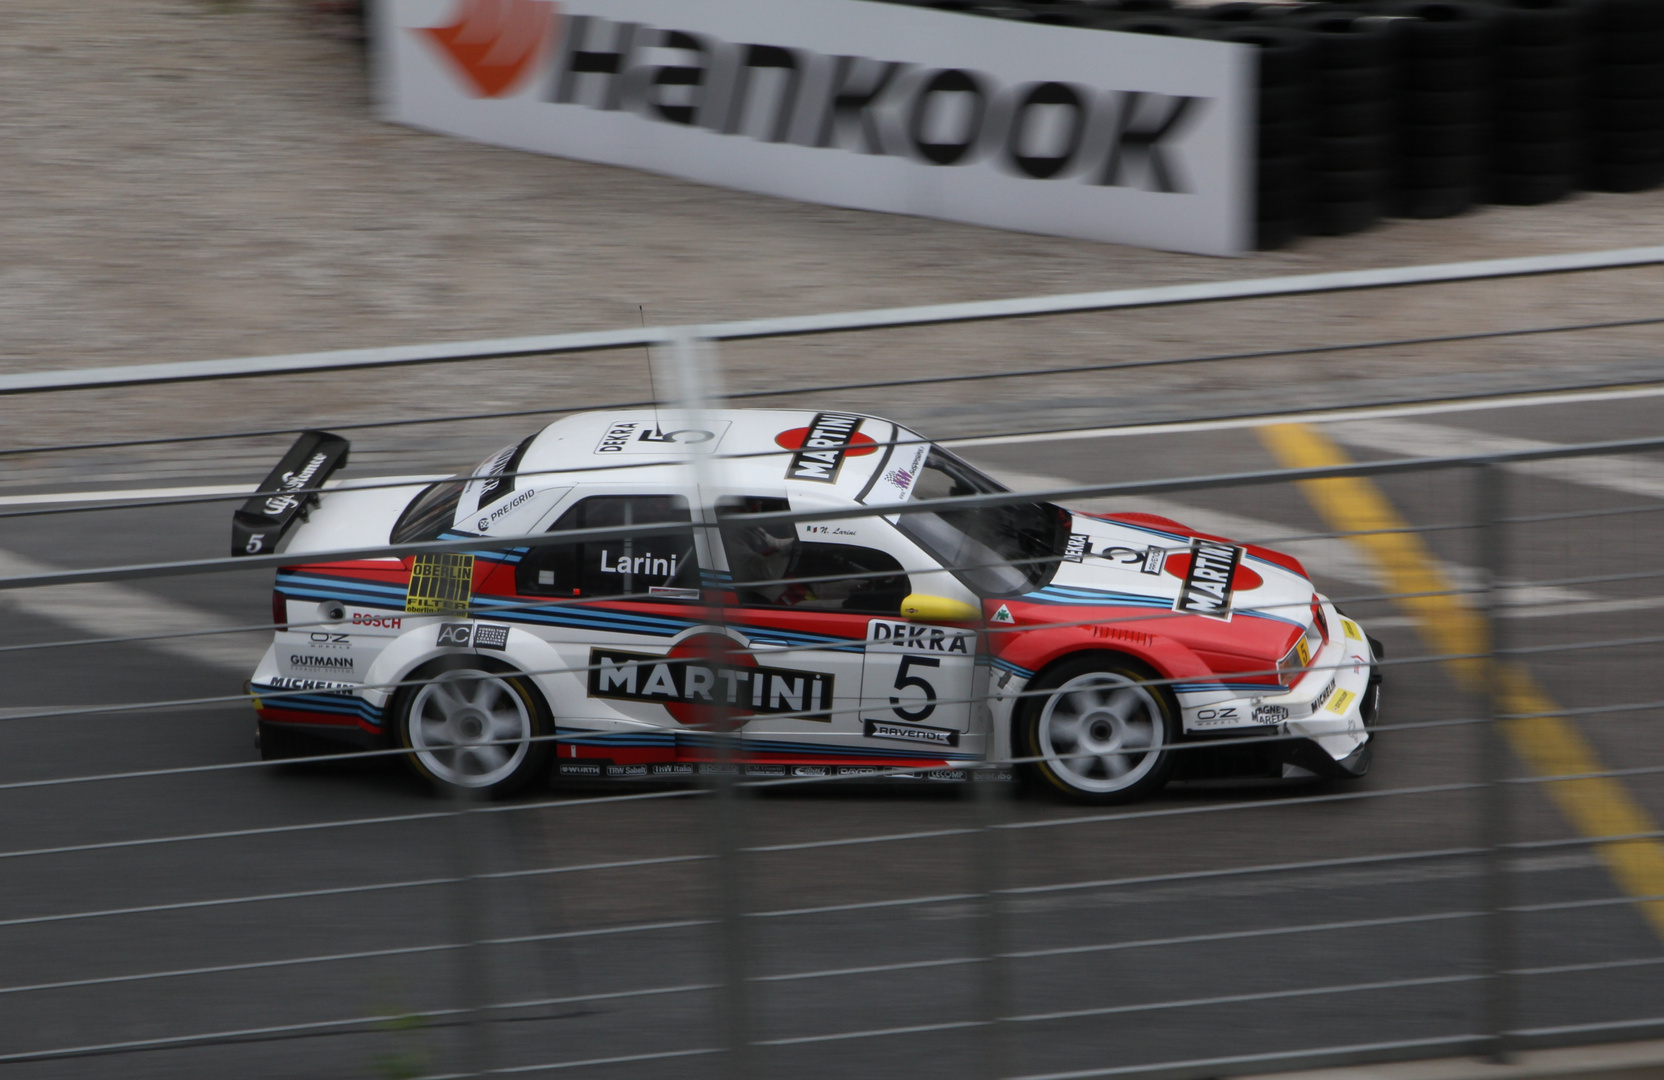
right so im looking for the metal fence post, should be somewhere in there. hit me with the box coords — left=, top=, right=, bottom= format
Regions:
left=973, top=764, right=1012, bottom=1080
left=448, top=787, right=498, bottom=1078
left=1476, top=461, right=1514, bottom=1063
left=661, top=331, right=755, bottom=1080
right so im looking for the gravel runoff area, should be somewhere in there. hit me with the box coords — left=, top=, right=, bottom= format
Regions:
left=6, top=0, right=1664, bottom=488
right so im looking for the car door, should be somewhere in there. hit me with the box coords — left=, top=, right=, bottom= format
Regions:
left=510, top=492, right=707, bottom=728
left=714, top=497, right=905, bottom=755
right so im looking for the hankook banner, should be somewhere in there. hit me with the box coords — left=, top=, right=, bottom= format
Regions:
left=378, top=0, right=1253, bottom=255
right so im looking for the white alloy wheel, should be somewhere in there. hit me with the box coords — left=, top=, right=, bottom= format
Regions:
left=1034, top=671, right=1167, bottom=796
left=405, top=669, right=533, bottom=789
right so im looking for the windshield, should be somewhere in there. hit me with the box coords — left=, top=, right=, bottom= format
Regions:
left=892, top=448, right=1069, bottom=596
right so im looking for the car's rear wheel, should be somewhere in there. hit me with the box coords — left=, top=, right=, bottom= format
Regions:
left=1018, top=655, right=1179, bottom=804
left=393, top=660, right=552, bottom=795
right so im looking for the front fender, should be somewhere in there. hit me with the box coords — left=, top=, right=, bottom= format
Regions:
left=995, top=622, right=1216, bottom=697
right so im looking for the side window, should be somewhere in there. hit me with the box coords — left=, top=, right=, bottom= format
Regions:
left=516, top=495, right=699, bottom=600
left=718, top=498, right=910, bottom=614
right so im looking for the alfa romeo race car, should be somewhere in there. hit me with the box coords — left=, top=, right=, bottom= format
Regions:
left=238, top=409, right=1381, bottom=803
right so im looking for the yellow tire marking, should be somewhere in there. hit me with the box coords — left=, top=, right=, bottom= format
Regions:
left=1259, top=422, right=1664, bottom=940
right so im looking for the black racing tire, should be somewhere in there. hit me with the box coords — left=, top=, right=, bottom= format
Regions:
left=1588, top=128, right=1664, bottom=160
left=1259, top=118, right=1314, bottom=156
left=1310, top=197, right=1385, bottom=234
left=1400, top=120, right=1487, bottom=154
left=1593, top=30, right=1664, bottom=64
left=1499, top=41, right=1585, bottom=77
left=1593, top=0, right=1664, bottom=33
left=1091, top=0, right=1179, bottom=13
left=1487, top=170, right=1575, bottom=202
left=1258, top=152, right=1312, bottom=191
left=1257, top=186, right=1307, bottom=219
left=1317, top=99, right=1394, bottom=135
left=1593, top=62, right=1664, bottom=98
left=1289, top=10, right=1400, bottom=68
left=1586, top=157, right=1664, bottom=188
left=1494, top=0, right=1590, bottom=44
left=1202, top=25, right=1316, bottom=86
left=1494, top=108, right=1583, bottom=140
left=392, top=657, right=554, bottom=796
left=1199, top=2, right=1286, bottom=22
left=1492, top=138, right=1582, bottom=171
left=1259, top=84, right=1313, bottom=124
left=1317, top=64, right=1395, bottom=101
left=1313, top=167, right=1389, bottom=200
left=1589, top=98, right=1664, bottom=131
left=1401, top=153, right=1485, bottom=185
left=1392, top=183, right=1478, bottom=216
left=1496, top=75, right=1583, bottom=110
left=1385, top=0, right=1499, bottom=57
left=1255, top=216, right=1304, bottom=250
left=1102, top=13, right=1198, bottom=35
left=1407, top=54, right=1492, bottom=91
left=1016, top=654, right=1181, bottom=805
left=1316, top=133, right=1392, bottom=169
left=1403, top=88, right=1492, bottom=124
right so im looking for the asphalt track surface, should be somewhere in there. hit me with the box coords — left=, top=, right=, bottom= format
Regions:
left=4, top=393, right=1664, bottom=1079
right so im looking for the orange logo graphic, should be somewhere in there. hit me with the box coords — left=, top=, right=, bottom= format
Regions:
left=418, top=0, right=559, bottom=99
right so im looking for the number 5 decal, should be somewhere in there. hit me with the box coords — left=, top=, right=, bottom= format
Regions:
left=891, top=655, right=940, bottom=721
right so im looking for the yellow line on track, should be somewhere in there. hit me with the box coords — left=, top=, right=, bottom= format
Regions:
left=1258, top=422, right=1664, bottom=941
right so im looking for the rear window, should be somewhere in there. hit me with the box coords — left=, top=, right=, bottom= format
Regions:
left=389, top=436, right=535, bottom=545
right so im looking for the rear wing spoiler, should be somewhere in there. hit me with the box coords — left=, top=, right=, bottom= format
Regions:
left=231, top=430, right=351, bottom=557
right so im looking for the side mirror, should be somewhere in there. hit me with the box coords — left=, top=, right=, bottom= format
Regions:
left=900, top=593, right=981, bottom=623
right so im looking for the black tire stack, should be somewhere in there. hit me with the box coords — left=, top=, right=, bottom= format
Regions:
left=1586, top=0, right=1664, bottom=191
left=1204, top=25, right=1317, bottom=249
left=1379, top=0, right=1499, bottom=218
left=1488, top=0, right=1588, bottom=203
left=1290, top=10, right=1400, bottom=233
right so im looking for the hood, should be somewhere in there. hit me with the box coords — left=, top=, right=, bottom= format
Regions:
left=1034, top=510, right=1316, bottom=659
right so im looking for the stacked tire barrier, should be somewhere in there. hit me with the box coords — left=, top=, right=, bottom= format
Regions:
left=1289, top=10, right=1399, bottom=233
left=1588, top=0, right=1664, bottom=190
left=1201, top=26, right=1314, bottom=248
left=1490, top=0, right=1586, bottom=204
left=902, top=0, right=1664, bottom=248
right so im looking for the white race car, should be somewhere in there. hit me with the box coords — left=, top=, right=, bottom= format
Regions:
left=239, top=409, right=1380, bottom=802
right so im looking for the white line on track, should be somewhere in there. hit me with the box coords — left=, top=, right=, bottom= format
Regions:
left=0, top=550, right=263, bottom=671
left=948, top=382, right=1664, bottom=449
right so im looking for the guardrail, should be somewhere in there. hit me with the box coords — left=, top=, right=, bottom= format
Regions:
left=4, top=251, right=1664, bottom=1079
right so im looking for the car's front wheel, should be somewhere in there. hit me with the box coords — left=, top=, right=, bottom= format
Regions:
left=393, top=660, right=552, bottom=795
left=1018, top=655, right=1179, bottom=804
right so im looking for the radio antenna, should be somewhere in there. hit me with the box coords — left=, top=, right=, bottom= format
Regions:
left=639, top=304, right=662, bottom=436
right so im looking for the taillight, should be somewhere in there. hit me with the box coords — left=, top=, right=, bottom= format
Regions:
left=272, top=590, right=288, bottom=628
left=1310, top=595, right=1330, bottom=643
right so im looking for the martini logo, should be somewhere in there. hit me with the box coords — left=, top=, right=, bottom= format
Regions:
left=776, top=413, right=877, bottom=484
left=588, top=637, right=834, bottom=727
left=1172, top=538, right=1244, bottom=621
left=417, top=0, right=559, bottom=99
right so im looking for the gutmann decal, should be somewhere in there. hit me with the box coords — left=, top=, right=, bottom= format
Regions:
left=389, top=0, right=1251, bottom=255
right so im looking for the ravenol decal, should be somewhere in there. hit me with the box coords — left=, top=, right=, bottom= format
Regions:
left=776, top=413, right=877, bottom=484
left=1173, top=538, right=1242, bottom=621
left=406, top=553, right=475, bottom=614
left=588, top=646, right=835, bottom=719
